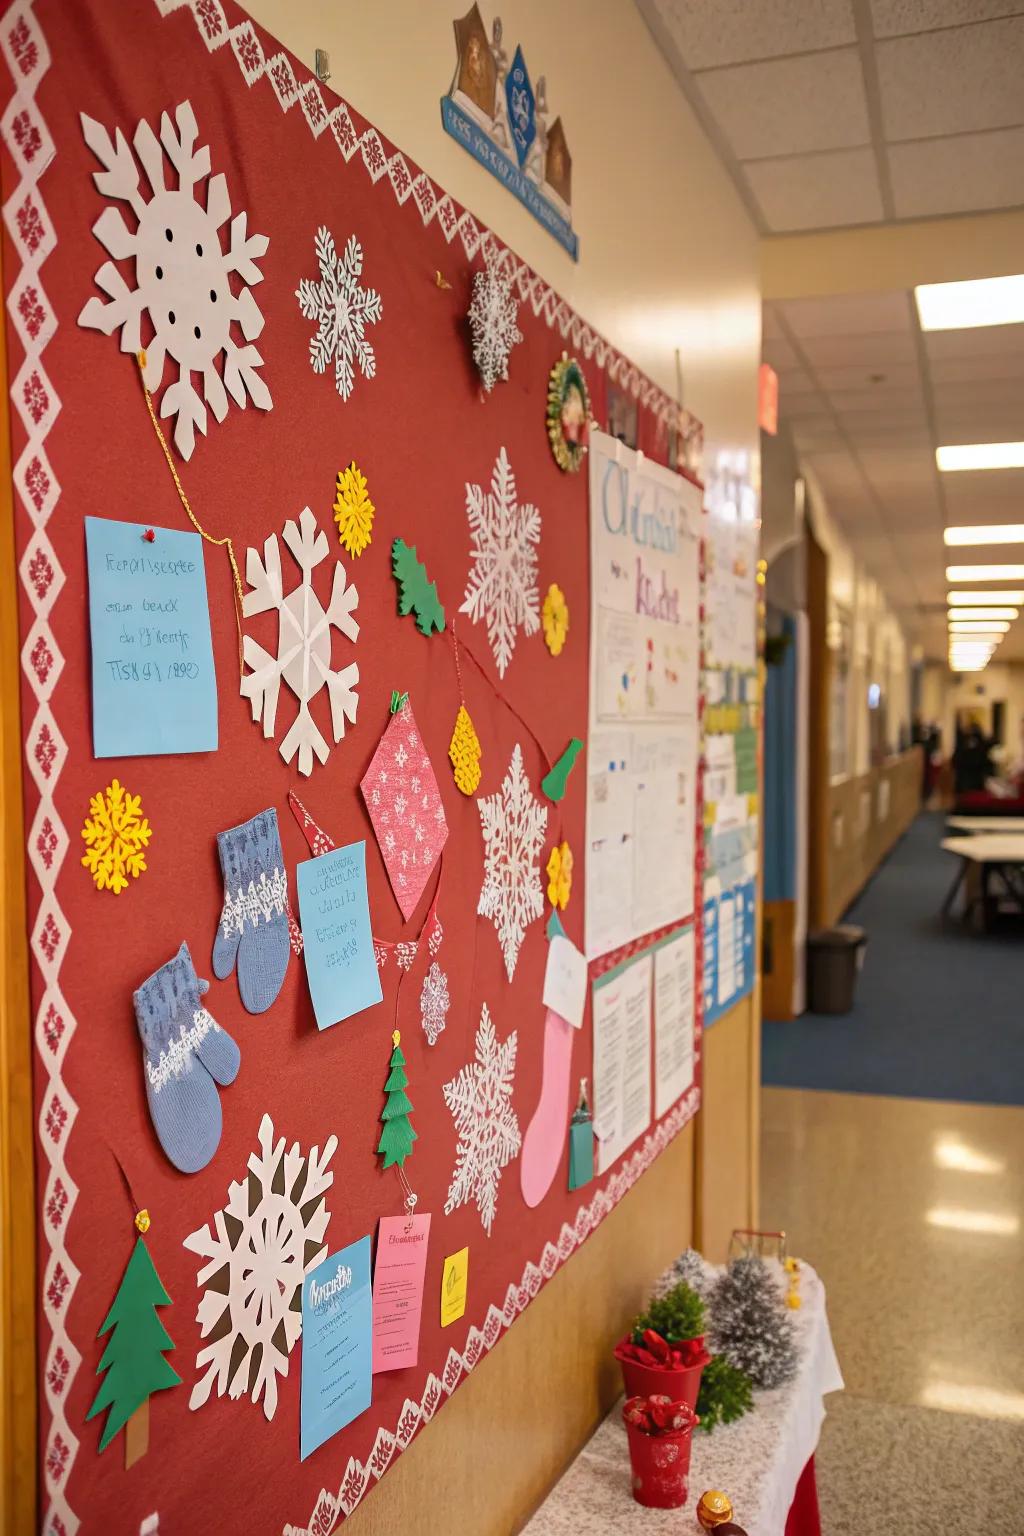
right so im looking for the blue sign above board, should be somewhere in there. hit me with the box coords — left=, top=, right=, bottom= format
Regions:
left=505, top=46, right=536, bottom=167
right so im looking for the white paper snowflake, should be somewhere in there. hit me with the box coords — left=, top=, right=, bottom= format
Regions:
left=241, top=506, right=360, bottom=776
left=297, top=225, right=382, bottom=401
left=420, top=961, right=450, bottom=1046
left=78, top=100, right=271, bottom=461
left=460, top=446, right=541, bottom=678
left=183, top=1112, right=337, bottom=1421
left=468, top=261, right=523, bottom=392
left=477, top=742, right=548, bottom=980
left=443, top=1003, right=521, bottom=1235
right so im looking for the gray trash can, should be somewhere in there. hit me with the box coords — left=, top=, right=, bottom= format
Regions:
left=806, top=925, right=866, bottom=1015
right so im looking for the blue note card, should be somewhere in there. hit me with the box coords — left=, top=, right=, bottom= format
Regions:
left=301, top=1236, right=372, bottom=1460
left=296, top=842, right=383, bottom=1029
left=85, top=516, right=218, bottom=757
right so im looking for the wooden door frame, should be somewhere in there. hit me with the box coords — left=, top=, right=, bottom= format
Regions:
left=804, top=516, right=830, bottom=932
left=0, top=230, right=37, bottom=1535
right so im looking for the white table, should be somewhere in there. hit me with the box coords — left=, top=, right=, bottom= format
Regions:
left=941, top=833, right=1024, bottom=921
left=523, top=1264, right=842, bottom=1536
left=946, top=815, right=1024, bottom=834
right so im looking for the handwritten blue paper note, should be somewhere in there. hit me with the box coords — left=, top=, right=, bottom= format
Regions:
left=85, top=516, right=218, bottom=757
left=296, top=842, right=383, bottom=1029
left=300, top=1236, right=372, bottom=1460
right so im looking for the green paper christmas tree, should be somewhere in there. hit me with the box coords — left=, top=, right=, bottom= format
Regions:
left=378, top=1029, right=418, bottom=1168
left=392, top=538, right=446, bottom=636
left=86, top=1234, right=181, bottom=1452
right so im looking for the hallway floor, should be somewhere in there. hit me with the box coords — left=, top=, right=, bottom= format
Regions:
left=762, top=1087, right=1024, bottom=1529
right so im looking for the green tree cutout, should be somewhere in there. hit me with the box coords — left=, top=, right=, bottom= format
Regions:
left=378, top=1029, right=417, bottom=1168
left=392, top=538, right=446, bottom=636
left=87, top=1235, right=181, bottom=1452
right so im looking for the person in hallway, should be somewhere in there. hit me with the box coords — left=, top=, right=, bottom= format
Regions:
left=952, top=720, right=994, bottom=796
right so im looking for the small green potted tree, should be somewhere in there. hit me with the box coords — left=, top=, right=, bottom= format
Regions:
left=615, top=1281, right=711, bottom=1408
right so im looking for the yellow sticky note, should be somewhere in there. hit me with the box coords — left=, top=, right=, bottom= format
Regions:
left=440, top=1246, right=469, bottom=1328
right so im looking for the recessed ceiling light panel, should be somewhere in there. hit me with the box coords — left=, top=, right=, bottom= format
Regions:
left=916, top=275, right=1024, bottom=331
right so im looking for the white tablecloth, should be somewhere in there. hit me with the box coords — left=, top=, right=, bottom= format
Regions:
left=523, top=1263, right=843, bottom=1536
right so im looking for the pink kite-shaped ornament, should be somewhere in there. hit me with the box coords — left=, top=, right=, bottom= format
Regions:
left=360, top=699, right=448, bottom=920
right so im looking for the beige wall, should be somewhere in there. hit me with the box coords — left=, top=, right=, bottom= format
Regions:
left=924, top=661, right=1024, bottom=763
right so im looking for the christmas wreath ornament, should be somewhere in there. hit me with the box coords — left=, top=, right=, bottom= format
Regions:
left=709, top=1255, right=799, bottom=1390
left=546, top=354, right=590, bottom=473
left=467, top=258, right=523, bottom=392
left=333, top=462, right=375, bottom=557
left=542, top=581, right=569, bottom=656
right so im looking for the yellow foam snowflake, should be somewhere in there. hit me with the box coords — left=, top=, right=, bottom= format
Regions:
left=546, top=840, right=573, bottom=910
left=81, top=778, right=152, bottom=895
left=543, top=582, right=569, bottom=657
left=333, top=461, right=375, bottom=557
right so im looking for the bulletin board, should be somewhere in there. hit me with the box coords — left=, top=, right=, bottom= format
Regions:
left=1, top=3, right=704, bottom=1534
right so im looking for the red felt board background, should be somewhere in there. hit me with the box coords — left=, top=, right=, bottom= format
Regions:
left=1, top=2, right=703, bottom=1531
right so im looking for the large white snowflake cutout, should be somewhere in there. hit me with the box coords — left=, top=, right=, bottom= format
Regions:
left=460, top=446, right=541, bottom=678
left=420, top=960, right=450, bottom=1047
left=78, top=100, right=271, bottom=461
left=477, top=742, right=548, bottom=981
left=443, top=1003, right=522, bottom=1236
left=241, top=507, right=360, bottom=776
left=297, top=225, right=382, bottom=402
left=183, top=1112, right=337, bottom=1422
left=468, top=261, right=523, bottom=392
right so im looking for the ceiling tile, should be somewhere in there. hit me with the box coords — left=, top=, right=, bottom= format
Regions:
left=776, top=365, right=819, bottom=395
left=798, top=331, right=919, bottom=368
left=924, top=324, right=1024, bottom=360
left=694, top=49, right=870, bottom=160
left=870, top=1, right=1024, bottom=39
left=762, top=304, right=784, bottom=342
left=831, top=386, right=924, bottom=414
left=780, top=291, right=913, bottom=337
left=931, top=379, right=1024, bottom=412
left=744, top=148, right=884, bottom=231
left=877, top=18, right=1024, bottom=140
left=650, top=0, right=856, bottom=68
left=934, top=408, right=1024, bottom=440
left=928, top=351, right=1024, bottom=384
left=890, top=127, right=1024, bottom=217
left=762, top=337, right=800, bottom=370
left=813, top=361, right=922, bottom=393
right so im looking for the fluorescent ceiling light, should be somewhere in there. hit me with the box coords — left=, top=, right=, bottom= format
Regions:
left=916, top=275, right=1024, bottom=331
left=946, top=564, right=1024, bottom=582
left=933, top=1137, right=1005, bottom=1175
left=937, top=443, right=1024, bottom=472
left=945, top=525, right=1024, bottom=546
left=947, top=608, right=1018, bottom=621
left=948, top=590, right=1024, bottom=605
left=926, top=1206, right=1019, bottom=1236
left=948, top=621, right=1010, bottom=633
left=950, top=661, right=988, bottom=672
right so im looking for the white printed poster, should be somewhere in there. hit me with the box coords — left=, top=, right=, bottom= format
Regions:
left=585, top=432, right=702, bottom=960
left=653, top=925, right=695, bottom=1118
left=592, top=951, right=653, bottom=1175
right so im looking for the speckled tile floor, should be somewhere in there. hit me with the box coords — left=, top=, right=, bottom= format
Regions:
left=761, top=1088, right=1024, bottom=1533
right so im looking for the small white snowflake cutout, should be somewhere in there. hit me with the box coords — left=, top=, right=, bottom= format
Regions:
left=477, top=742, right=547, bottom=981
left=79, top=100, right=271, bottom=461
left=297, top=225, right=382, bottom=401
left=420, top=961, right=450, bottom=1046
left=183, top=1112, right=337, bottom=1421
left=443, top=1003, right=521, bottom=1235
left=468, top=261, right=522, bottom=392
left=460, top=446, right=541, bottom=678
left=241, top=506, right=360, bottom=776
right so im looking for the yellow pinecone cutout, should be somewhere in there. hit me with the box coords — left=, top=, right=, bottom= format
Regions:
left=449, top=705, right=482, bottom=795
left=333, top=461, right=375, bottom=557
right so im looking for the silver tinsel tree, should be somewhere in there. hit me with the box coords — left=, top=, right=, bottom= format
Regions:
left=708, top=1255, right=799, bottom=1390
left=652, top=1246, right=714, bottom=1302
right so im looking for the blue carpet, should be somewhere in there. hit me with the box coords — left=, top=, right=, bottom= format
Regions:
left=762, top=813, right=1024, bottom=1105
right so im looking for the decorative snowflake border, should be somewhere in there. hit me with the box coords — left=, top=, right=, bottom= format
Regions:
left=420, top=961, right=450, bottom=1046
left=183, top=1112, right=337, bottom=1421
left=297, top=225, right=382, bottom=402
left=443, top=1003, right=521, bottom=1236
left=79, top=100, right=271, bottom=461
left=468, top=262, right=522, bottom=392
left=477, top=742, right=547, bottom=981
left=241, top=506, right=360, bottom=777
left=460, top=446, right=541, bottom=678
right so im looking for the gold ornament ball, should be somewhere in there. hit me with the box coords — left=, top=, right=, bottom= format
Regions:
left=697, top=1490, right=734, bottom=1530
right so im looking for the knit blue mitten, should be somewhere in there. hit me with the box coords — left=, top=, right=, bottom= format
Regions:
left=212, top=809, right=290, bottom=1014
left=134, top=942, right=240, bottom=1174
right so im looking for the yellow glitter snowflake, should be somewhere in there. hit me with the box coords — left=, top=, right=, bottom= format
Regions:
left=333, top=461, right=375, bottom=557
left=81, top=778, right=152, bottom=895
left=542, top=582, right=569, bottom=657
left=546, top=840, right=573, bottom=910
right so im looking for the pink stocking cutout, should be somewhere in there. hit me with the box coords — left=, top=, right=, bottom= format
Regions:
left=520, top=1009, right=574, bottom=1208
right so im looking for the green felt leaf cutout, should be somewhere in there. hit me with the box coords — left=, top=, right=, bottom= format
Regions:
left=86, top=1236, right=181, bottom=1452
left=392, top=538, right=446, bottom=637
left=541, top=737, right=583, bottom=802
